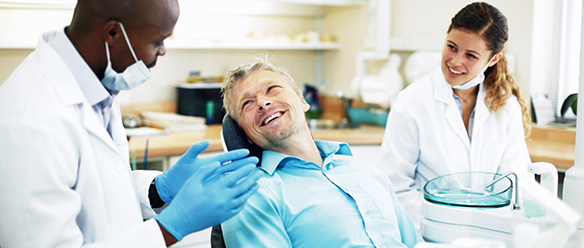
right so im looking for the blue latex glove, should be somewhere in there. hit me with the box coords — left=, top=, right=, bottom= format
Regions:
left=154, top=160, right=263, bottom=241
left=155, top=140, right=258, bottom=203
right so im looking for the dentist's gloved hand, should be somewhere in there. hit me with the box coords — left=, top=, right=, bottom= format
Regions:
left=154, top=160, right=263, bottom=241
left=155, top=140, right=258, bottom=203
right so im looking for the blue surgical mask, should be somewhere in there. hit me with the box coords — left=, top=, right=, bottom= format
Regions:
left=452, top=56, right=495, bottom=90
left=101, top=22, right=153, bottom=91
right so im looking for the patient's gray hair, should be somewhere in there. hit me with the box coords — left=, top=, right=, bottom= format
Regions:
left=221, top=57, right=302, bottom=117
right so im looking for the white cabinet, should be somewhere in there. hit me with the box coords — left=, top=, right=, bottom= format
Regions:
left=0, top=0, right=363, bottom=51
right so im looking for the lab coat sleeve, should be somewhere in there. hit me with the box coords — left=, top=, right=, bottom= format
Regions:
left=132, top=170, right=163, bottom=219
left=498, top=97, right=533, bottom=181
left=221, top=183, right=292, bottom=248
left=377, top=93, right=424, bottom=227
left=0, top=111, right=165, bottom=248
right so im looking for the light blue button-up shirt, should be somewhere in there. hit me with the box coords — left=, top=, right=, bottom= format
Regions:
left=453, top=92, right=476, bottom=141
left=222, top=140, right=422, bottom=248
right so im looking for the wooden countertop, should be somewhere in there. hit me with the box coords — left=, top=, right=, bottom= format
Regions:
left=123, top=100, right=576, bottom=171
left=128, top=124, right=386, bottom=159
left=128, top=123, right=576, bottom=171
left=527, top=124, right=576, bottom=171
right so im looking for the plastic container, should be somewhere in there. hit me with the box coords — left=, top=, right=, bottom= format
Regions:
left=347, top=107, right=389, bottom=126
left=424, top=172, right=512, bottom=208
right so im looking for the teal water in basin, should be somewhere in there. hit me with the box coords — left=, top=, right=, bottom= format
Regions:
left=423, top=172, right=512, bottom=208
left=425, top=190, right=510, bottom=208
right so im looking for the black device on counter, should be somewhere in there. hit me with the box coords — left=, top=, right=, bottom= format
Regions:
left=176, top=82, right=225, bottom=124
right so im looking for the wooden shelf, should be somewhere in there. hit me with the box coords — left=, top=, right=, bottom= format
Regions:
left=0, top=0, right=74, bottom=9
left=0, top=40, right=341, bottom=50
left=0, top=41, right=37, bottom=49
left=165, top=40, right=340, bottom=50
left=264, top=0, right=365, bottom=6
left=0, top=0, right=365, bottom=10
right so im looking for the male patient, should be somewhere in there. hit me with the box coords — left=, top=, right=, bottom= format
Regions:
left=220, top=58, right=422, bottom=248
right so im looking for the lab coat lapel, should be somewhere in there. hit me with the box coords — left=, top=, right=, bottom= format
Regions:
left=37, top=31, right=122, bottom=156
left=44, top=33, right=129, bottom=158
left=432, top=70, right=471, bottom=150
left=81, top=99, right=125, bottom=157
left=109, top=100, right=130, bottom=163
left=36, top=34, right=84, bottom=105
left=471, top=84, right=489, bottom=138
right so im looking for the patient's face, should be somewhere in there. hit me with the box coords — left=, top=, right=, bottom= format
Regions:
left=230, top=70, right=310, bottom=149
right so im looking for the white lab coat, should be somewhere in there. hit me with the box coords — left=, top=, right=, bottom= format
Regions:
left=0, top=31, right=166, bottom=247
left=377, top=68, right=532, bottom=227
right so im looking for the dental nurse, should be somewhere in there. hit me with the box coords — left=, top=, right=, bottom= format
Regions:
left=377, top=2, right=533, bottom=227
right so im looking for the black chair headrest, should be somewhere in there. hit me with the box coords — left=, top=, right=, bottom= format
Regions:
left=221, top=114, right=263, bottom=163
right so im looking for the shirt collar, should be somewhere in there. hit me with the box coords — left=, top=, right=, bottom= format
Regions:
left=259, top=140, right=352, bottom=175
left=47, top=27, right=112, bottom=107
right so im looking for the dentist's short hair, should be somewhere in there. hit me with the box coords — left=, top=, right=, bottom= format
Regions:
left=221, top=56, right=302, bottom=117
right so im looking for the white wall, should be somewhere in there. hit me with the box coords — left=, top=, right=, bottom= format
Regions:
left=118, top=50, right=316, bottom=105
left=0, top=0, right=541, bottom=106
left=322, top=5, right=369, bottom=95
left=321, top=0, right=535, bottom=103
left=0, top=2, right=321, bottom=105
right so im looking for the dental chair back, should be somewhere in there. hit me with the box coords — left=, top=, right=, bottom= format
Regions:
left=211, top=115, right=263, bottom=248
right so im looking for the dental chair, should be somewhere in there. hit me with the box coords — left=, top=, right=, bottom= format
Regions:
left=211, top=115, right=263, bottom=248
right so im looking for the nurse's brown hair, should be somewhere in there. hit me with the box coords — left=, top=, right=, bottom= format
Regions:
left=448, top=2, right=531, bottom=136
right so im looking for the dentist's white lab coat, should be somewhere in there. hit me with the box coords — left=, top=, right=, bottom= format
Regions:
left=0, top=31, right=165, bottom=247
left=377, top=68, right=532, bottom=227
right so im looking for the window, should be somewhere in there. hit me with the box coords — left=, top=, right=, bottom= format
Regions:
left=530, top=0, right=582, bottom=120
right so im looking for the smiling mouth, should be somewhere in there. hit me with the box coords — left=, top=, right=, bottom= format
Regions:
left=262, top=112, right=282, bottom=126
left=448, top=67, right=463, bottom=75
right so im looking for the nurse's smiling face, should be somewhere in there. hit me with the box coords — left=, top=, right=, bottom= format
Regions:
left=230, top=70, right=310, bottom=150
left=441, top=28, right=495, bottom=87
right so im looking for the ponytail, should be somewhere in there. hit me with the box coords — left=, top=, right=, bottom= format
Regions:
left=484, top=54, right=531, bottom=137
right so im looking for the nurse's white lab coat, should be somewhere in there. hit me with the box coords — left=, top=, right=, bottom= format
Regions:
left=0, top=31, right=166, bottom=247
left=377, top=68, right=532, bottom=226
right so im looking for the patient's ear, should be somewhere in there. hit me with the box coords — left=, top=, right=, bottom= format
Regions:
left=300, top=96, right=310, bottom=112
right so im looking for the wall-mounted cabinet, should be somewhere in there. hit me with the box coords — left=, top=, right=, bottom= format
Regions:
left=0, top=0, right=363, bottom=51
left=0, top=0, right=370, bottom=104
left=264, top=0, right=365, bottom=6
left=164, top=40, right=341, bottom=50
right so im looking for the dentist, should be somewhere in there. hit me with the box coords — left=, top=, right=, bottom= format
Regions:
left=377, top=2, right=533, bottom=228
left=0, top=0, right=261, bottom=247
